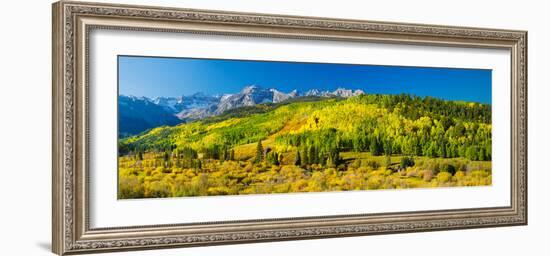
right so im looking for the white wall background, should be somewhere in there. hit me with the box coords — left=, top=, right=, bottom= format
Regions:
left=0, top=0, right=547, bottom=255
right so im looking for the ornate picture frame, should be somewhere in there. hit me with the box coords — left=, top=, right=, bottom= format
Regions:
left=52, top=1, right=527, bottom=255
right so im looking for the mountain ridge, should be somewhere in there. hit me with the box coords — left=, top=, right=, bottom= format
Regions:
left=119, top=85, right=367, bottom=136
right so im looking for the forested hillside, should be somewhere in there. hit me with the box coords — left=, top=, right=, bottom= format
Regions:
left=118, top=94, right=492, bottom=199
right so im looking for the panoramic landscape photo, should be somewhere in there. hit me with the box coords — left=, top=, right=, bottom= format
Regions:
left=117, top=55, right=492, bottom=199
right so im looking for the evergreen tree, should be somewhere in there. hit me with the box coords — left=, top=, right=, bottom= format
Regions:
left=301, top=147, right=309, bottom=165
left=295, top=150, right=301, bottom=166
left=383, top=138, right=393, bottom=156
left=440, top=140, right=447, bottom=158
left=229, top=149, right=235, bottom=161
left=269, top=152, right=279, bottom=165
left=308, top=146, right=317, bottom=164
left=255, top=140, right=264, bottom=163
left=400, top=156, right=415, bottom=169
left=370, top=137, right=382, bottom=156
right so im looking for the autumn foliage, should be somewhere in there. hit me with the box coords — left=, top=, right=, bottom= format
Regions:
left=118, top=94, right=492, bottom=199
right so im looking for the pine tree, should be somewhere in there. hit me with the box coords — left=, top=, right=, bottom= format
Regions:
left=370, top=137, right=382, bottom=156
left=385, top=155, right=392, bottom=168
left=301, top=147, right=309, bottom=165
left=255, top=140, right=263, bottom=163
left=229, top=149, right=235, bottom=161
left=308, top=146, right=317, bottom=164
left=270, top=152, right=279, bottom=165
left=295, top=150, right=301, bottom=166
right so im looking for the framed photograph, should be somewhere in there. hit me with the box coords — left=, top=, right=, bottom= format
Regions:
left=52, top=1, right=527, bottom=255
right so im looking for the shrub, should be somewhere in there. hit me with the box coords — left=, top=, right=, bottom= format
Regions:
left=422, top=169, right=434, bottom=182
left=405, top=168, right=418, bottom=177
left=118, top=176, right=145, bottom=199
left=145, top=181, right=171, bottom=198
left=454, top=170, right=465, bottom=179
left=365, top=160, right=380, bottom=169
left=307, top=172, right=327, bottom=192
left=436, top=172, right=452, bottom=183
left=366, top=174, right=384, bottom=189
left=351, top=159, right=362, bottom=169
left=441, top=163, right=456, bottom=175
left=400, top=156, right=415, bottom=169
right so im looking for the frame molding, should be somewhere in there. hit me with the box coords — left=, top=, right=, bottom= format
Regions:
left=52, top=1, right=527, bottom=255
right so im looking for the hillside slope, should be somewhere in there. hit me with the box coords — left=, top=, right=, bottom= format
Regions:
left=118, top=94, right=492, bottom=198
left=120, top=94, right=491, bottom=161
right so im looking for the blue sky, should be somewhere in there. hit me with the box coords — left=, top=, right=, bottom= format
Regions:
left=118, top=55, right=492, bottom=104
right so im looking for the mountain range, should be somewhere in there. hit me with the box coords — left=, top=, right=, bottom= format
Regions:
left=119, top=85, right=366, bottom=136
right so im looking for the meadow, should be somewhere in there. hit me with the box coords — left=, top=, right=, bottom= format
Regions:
left=118, top=94, right=492, bottom=199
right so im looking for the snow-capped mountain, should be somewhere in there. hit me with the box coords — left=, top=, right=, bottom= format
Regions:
left=119, top=85, right=367, bottom=136
left=271, top=88, right=294, bottom=103
left=214, top=85, right=296, bottom=114
left=176, top=104, right=218, bottom=120
left=152, top=92, right=220, bottom=114
left=332, top=88, right=365, bottom=97
left=151, top=96, right=183, bottom=112
left=305, top=88, right=365, bottom=97
left=118, top=95, right=182, bottom=137
left=304, top=89, right=327, bottom=97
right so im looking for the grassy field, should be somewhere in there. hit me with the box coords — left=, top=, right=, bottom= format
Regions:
left=118, top=149, right=491, bottom=199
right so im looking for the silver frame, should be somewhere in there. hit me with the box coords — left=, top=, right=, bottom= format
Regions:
left=52, top=1, right=527, bottom=255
